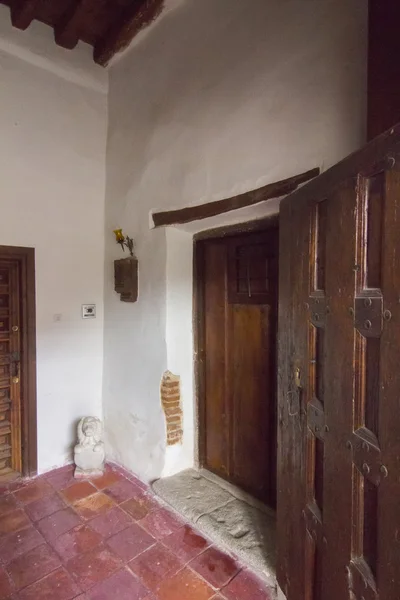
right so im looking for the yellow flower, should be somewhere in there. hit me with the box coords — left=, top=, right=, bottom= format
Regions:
left=113, top=229, right=125, bottom=242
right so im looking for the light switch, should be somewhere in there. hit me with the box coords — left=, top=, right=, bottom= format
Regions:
left=82, top=304, right=96, bottom=319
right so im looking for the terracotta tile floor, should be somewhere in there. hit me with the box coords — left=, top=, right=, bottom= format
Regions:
left=0, top=464, right=275, bottom=599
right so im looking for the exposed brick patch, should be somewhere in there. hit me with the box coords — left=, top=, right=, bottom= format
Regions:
left=160, top=371, right=183, bottom=446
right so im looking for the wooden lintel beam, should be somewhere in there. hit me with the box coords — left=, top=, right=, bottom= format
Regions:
left=11, top=0, right=41, bottom=30
left=54, top=0, right=90, bottom=50
left=94, top=0, right=164, bottom=67
left=152, top=168, right=320, bottom=228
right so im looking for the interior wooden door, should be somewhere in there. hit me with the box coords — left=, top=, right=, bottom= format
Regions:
left=277, top=126, right=400, bottom=600
left=0, top=260, right=22, bottom=477
left=199, top=226, right=278, bottom=508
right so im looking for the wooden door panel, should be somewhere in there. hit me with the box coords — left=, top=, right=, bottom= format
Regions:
left=278, top=126, right=400, bottom=600
left=323, top=182, right=357, bottom=600
left=277, top=199, right=309, bottom=600
left=376, top=165, right=400, bottom=599
left=0, top=260, right=21, bottom=476
left=204, top=241, right=229, bottom=478
left=201, top=227, right=278, bottom=507
left=230, top=304, right=273, bottom=501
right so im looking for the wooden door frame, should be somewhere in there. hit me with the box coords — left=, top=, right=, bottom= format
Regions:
left=0, top=245, right=37, bottom=477
left=193, top=215, right=279, bottom=469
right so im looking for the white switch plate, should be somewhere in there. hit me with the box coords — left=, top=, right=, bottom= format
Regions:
left=82, top=304, right=96, bottom=319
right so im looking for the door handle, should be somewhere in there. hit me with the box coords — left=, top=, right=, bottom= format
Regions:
left=294, top=367, right=302, bottom=389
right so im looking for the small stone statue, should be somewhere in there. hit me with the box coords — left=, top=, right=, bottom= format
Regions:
left=74, top=417, right=105, bottom=478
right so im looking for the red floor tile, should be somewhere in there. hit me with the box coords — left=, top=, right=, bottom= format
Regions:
left=60, top=482, right=98, bottom=505
left=129, top=543, right=183, bottom=592
left=66, top=545, right=121, bottom=591
left=163, top=525, right=210, bottom=562
left=124, top=475, right=148, bottom=492
left=0, top=466, right=275, bottom=600
left=0, top=509, right=30, bottom=536
left=106, top=523, right=155, bottom=562
left=0, top=526, right=45, bottom=564
left=72, top=493, right=115, bottom=521
left=18, top=566, right=80, bottom=600
left=7, top=542, right=61, bottom=591
left=45, top=466, right=76, bottom=491
left=37, top=508, right=81, bottom=542
left=89, top=507, right=133, bottom=539
left=85, top=568, right=149, bottom=600
left=120, top=493, right=159, bottom=521
left=0, top=494, right=18, bottom=516
left=24, top=493, right=66, bottom=522
left=190, top=547, right=241, bottom=590
left=222, top=570, right=275, bottom=600
left=4, top=479, right=29, bottom=493
left=139, top=507, right=183, bottom=540
left=157, top=567, right=215, bottom=600
left=120, top=497, right=148, bottom=520
left=50, top=524, right=103, bottom=562
left=104, top=479, right=144, bottom=504
left=13, top=480, right=53, bottom=505
left=0, top=566, right=13, bottom=598
left=107, top=464, right=148, bottom=491
left=91, top=471, right=122, bottom=491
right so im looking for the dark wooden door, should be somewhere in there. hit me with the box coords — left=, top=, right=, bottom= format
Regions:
left=198, top=226, right=278, bottom=507
left=0, top=260, right=22, bottom=477
left=277, top=126, right=400, bottom=600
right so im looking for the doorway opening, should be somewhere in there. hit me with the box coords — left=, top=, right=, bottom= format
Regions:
left=195, top=218, right=279, bottom=511
left=0, top=246, right=37, bottom=482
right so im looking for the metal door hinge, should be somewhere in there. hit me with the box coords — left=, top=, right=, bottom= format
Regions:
left=308, top=295, right=327, bottom=327
left=348, top=558, right=378, bottom=600
left=307, top=399, right=326, bottom=441
left=354, top=292, right=383, bottom=337
left=352, top=427, right=386, bottom=486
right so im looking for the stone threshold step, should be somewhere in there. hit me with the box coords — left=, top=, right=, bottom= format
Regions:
left=152, top=467, right=277, bottom=586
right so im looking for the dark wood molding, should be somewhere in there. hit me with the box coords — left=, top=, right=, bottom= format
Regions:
left=153, top=168, right=320, bottom=228
left=193, top=214, right=279, bottom=242
left=94, top=0, right=164, bottom=66
left=193, top=239, right=206, bottom=469
left=55, top=0, right=90, bottom=50
left=11, top=0, right=41, bottom=30
left=368, top=0, right=400, bottom=140
left=0, top=245, right=37, bottom=477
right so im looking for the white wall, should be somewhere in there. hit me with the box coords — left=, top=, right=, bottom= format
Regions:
left=0, top=6, right=108, bottom=473
left=104, top=0, right=368, bottom=481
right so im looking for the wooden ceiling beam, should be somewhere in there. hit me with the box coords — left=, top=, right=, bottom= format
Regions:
left=152, top=168, right=320, bottom=228
left=54, top=0, right=91, bottom=50
left=11, top=0, right=41, bottom=30
left=94, top=0, right=164, bottom=66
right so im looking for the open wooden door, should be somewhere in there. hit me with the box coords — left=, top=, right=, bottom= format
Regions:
left=277, top=125, right=400, bottom=600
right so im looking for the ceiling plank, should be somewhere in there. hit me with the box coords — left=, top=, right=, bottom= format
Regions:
left=54, top=0, right=91, bottom=50
left=94, top=0, right=164, bottom=66
left=152, top=168, right=320, bottom=228
left=11, top=0, right=41, bottom=30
